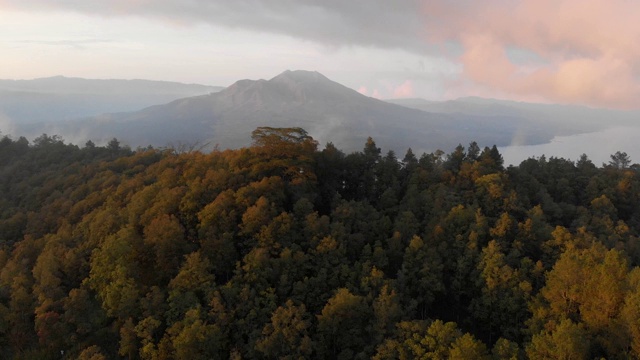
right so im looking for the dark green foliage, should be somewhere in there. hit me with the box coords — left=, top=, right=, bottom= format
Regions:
left=0, top=131, right=639, bottom=359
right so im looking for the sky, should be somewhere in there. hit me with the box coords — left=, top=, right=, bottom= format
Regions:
left=1, top=0, right=639, bottom=109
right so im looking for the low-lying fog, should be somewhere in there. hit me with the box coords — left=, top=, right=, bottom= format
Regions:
left=499, top=126, right=640, bottom=166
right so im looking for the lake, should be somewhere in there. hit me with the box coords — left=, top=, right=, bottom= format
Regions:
left=498, top=126, right=640, bottom=166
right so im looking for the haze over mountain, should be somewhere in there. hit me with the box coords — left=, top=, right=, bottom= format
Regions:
left=5, top=70, right=640, bottom=156
left=387, top=97, right=640, bottom=140
left=9, top=70, right=591, bottom=153
left=0, top=76, right=223, bottom=125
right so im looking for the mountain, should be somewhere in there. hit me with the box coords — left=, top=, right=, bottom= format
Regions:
left=19, top=70, right=566, bottom=153
left=0, top=76, right=223, bottom=125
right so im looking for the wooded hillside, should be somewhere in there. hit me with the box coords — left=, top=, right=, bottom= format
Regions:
left=1, top=128, right=639, bottom=359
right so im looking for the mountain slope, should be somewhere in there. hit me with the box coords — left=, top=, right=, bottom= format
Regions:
left=28, top=70, right=560, bottom=153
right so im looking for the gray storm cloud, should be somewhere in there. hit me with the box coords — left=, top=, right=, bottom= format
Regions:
left=2, top=0, right=427, bottom=52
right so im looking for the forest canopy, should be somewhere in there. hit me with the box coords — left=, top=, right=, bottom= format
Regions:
left=0, top=130, right=639, bottom=359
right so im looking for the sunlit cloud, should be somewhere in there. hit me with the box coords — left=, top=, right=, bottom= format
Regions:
left=357, top=86, right=369, bottom=96
left=1, top=0, right=639, bottom=108
left=392, top=80, right=414, bottom=98
left=421, top=0, right=640, bottom=108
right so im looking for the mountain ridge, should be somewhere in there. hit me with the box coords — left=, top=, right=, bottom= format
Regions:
left=0, top=76, right=223, bottom=125
left=18, top=70, right=553, bottom=152
left=0, top=75, right=222, bottom=94
left=8, top=70, right=636, bottom=154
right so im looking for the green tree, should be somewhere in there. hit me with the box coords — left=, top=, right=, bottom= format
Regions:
left=491, top=338, right=521, bottom=360
left=142, top=214, right=189, bottom=283
left=372, top=284, right=404, bottom=342
left=608, top=151, right=631, bottom=169
left=397, top=235, right=443, bottom=319
left=77, top=345, right=108, bottom=360
left=86, top=227, right=142, bottom=320
left=526, top=319, right=590, bottom=359
left=376, top=320, right=489, bottom=360
left=529, top=244, right=629, bottom=357
left=166, top=251, right=215, bottom=325
left=316, top=288, right=374, bottom=359
left=621, top=268, right=640, bottom=357
left=449, top=333, right=490, bottom=359
left=255, top=299, right=313, bottom=359
left=250, top=127, right=318, bottom=183
left=471, top=240, right=531, bottom=343
left=165, top=307, right=226, bottom=360
left=445, top=144, right=466, bottom=174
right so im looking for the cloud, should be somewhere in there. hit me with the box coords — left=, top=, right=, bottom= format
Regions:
left=0, top=111, right=17, bottom=136
left=421, top=0, right=640, bottom=108
left=15, top=39, right=114, bottom=49
left=3, top=0, right=640, bottom=108
left=0, top=1, right=427, bottom=51
left=392, top=80, right=414, bottom=98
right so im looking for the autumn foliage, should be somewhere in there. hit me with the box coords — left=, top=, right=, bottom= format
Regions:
left=0, top=131, right=639, bottom=359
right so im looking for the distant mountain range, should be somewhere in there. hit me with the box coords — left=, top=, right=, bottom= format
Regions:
left=3, top=71, right=638, bottom=154
left=0, top=76, right=222, bottom=124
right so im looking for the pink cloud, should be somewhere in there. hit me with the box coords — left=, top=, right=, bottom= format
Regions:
left=421, top=0, right=640, bottom=109
left=357, top=86, right=384, bottom=99
left=392, top=80, right=414, bottom=98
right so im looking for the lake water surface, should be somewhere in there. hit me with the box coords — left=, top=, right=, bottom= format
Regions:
left=498, top=126, right=640, bottom=166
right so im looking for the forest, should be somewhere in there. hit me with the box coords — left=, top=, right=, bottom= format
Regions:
left=0, top=127, right=639, bottom=359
